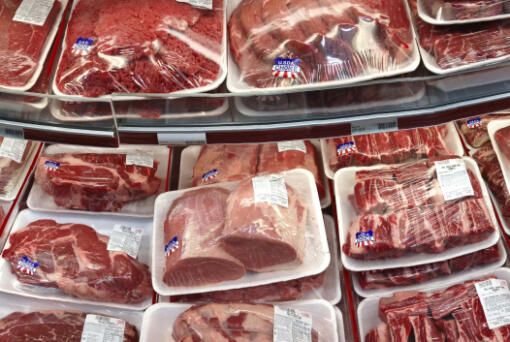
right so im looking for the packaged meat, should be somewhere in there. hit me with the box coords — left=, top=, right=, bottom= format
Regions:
left=28, top=145, right=170, bottom=216
left=494, top=125, right=510, bottom=160
left=152, top=169, right=329, bottom=296
left=53, top=0, right=226, bottom=97
left=0, top=0, right=67, bottom=90
left=457, top=113, right=510, bottom=149
left=226, top=0, right=419, bottom=93
left=0, top=210, right=154, bottom=309
left=359, top=268, right=510, bottom=342
left=418, top=0, right=510, bottom=24
left=336, top=156, right=499, bottom=271
left=140, top=300, right=338, bottom=342
left=322, top=123, right=461, bottom=178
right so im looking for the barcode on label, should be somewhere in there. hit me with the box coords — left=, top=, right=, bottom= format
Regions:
left=0, top=127, right=24, bottom=139
left=351, top=119, right=398, bottom=136
left=377, top=122, right=397, bottom=130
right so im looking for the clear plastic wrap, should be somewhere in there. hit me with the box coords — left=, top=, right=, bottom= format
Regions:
left=418, top=0, right=510, bottom=23
left=227, top=0, right=418, bottom=91
left=54, top=0, right=225, bottom=97
left=458, top=114, right=510, bottom=149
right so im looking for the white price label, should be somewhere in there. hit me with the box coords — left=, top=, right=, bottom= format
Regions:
left=351, top=118, right=398, bottom=136
left=274, top=306, right=313, bottom=342
left=107, top=225, right=143, bottom=259
left=277, top=141, right=307, bottom=153
left=475, top=279, right=510, bottom=329
left=0, top=138, right=28, bottom=163
left=13, top=0, right=54, bottom=26
left=252, top=175, right=288, bottom=208
left=125, top=151, right=153, bottom=168
left=435, top=159, right=474, bottom=201
left=176, top=0, right=212, bottom=10
left=80, top=314, right=125, bottom=342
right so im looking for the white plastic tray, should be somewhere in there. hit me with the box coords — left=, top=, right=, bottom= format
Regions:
left=140, top=300, right=338, bottom=342
left=0, top=0, right=68, bottom=92
left=335, top=307, right=347, bottom=342
left=27, top=144, right=170, bottom=217
left=358, top=267, right=510, bottom=342
left=353, top=239, right=507, bottom=298
left=0, top=209, right=154, bottom=311
left=417, top=0, right=510, bottom=25
left=321, top=122, right=464, bottom=179
left=335, top=156, right=500, bottom=271
left=0, top=200, right=17, bottom=251
left=179, top=140, right=331, bottom=208
left=488, top=119, right=510, bottom=210
left=152, top=169, right=330, bottom=296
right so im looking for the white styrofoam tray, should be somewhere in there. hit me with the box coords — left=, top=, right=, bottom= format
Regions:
left=27, top=144, right=170, bottom=217
left=0, top=141, right=41, bottom=202
left=226, top=0, right=420, bottom=95
left=335, top=156, right=500, bottom=272
left=51, top=0, right=227, bottom=99
left=152, top=169, right=330, bottom=296
left=0, top=200, right=17, bottom=251
left=335, top=307, right=347, bottom=342
left=488, top=119, right=510, bottom=213
left=0, top=0, right=68, bottom=92
left=358, top=267, right=510, bottom=342
left=321, top=122, right=464, bottom=179
left=417, top=0, right=510, bottom=25
left=140, top=300, right=338, bottom=342
left=353, top=239, right=507, bottom=298
left=0, top=292, right=143, bottom=334
left=0, top=209, right=154, bottom=311
left=179, top=140, right=331, bottom=208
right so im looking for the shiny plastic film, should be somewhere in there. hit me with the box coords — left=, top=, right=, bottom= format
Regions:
left=418, top=0, right=510, bottom=23
left=458, top=114, right=510, bottom=148
left=342, top=156, right=496, bottom=260
left=53, top=0, right=226, bottom=97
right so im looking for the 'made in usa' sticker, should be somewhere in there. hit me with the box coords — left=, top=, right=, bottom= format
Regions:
left=467, top=118, right=482, bottom=128
left=337, top=141, right=356, bottom=156
left=71, top=37, right=94, bottom=56
left=17, top=256, right=39, bottom=276
left=202, top=169, right=218, bottom=183
left=165, top=237, right=180, bottom=256
left=44, top=160, right=60, bottom=171
left=355, top=231, right=375, bottom=248
left=272, top=57, right=301, bottom=80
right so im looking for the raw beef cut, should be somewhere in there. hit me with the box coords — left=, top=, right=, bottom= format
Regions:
left=173, top=303, right=319, bottom=342
left=0, top=311, right=138, bottom=341
left=326, top=125, right=450, bottom=172
left=55, top=0, right=224, bottom=97
left=192, top=144, right=259, bottom=187
left=423, top=0, right=504, bottom=21
left=457, top=114, right=510, bottom=148
left=170, top=272, right=324, bottom=303
left=0, top=138, right=33, bottom=195
left=366, top=277, right=510, bottom=342
left=495, top=125, right=510, bottom=160
left=2, top=220, right=153, bottom=304
left=357, top=245, right=500, bottom=289
left=0, top=0, right=62, bottom=88
left=35, top=152, right=161, bottom=212
left=220, top=178, right=307, bottom=272
left=228, top=0, right=415, bottom=88
left=258, top=141, right=325, bottom=199
left=163, top=187, right=246, bottom=287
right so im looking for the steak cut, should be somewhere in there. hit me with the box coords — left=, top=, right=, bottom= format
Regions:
left=457, top=114, right=510, bottom=148
left=2, top=220, right=153, bottom=304
left=0, top=138, right=33, bottom=195
left=495, top=125, right=510, bottom=160
left=35, top=152, right=161, bottom=212
left=0, top=311, right=138, bottom=341
left=192, top=144, right=259, bottom=187
left=0, top=0, right=61, bottom=88
left=163, top=187, right=246, bottom=287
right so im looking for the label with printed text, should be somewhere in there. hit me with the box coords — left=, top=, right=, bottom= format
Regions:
left=273, top=306, right=312, bottom=342
left=252, top=175, right=288, bottom=208
left=475, top=279, right=510, bottom=329
left=125, top=151, right=153, bottom=168
left=0, top=138, right=27, bottom=163
left=80, top=314, right=125, bottom=342
left=277, top=141, right=307, bottom=153
left=13, top=0, right=54, bottom=26
left=435, top=159, right=474, bottom=201
left=107, top=225, right=143, bottom=259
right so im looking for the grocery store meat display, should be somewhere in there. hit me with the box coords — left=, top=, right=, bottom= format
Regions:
left=171, top=272, right=324, bottom=303
left=0, top=0, right=61, bottom=88
left=192, top=144, right=259, bottom=187
left=326, top=125, right=450, bottom=172
left=55, top=0, right=224, bottom=97
left=0, top=139, right=33, bottom=195
left=221, top=178, right=307, bottom=271
left=0, top=311, right=138, bottom=341
left=163, top=187, right=246, bottom=287
left=495, top=125, right=510, bottom=160
left=457, top=114, right=510, bottom=148
left=2, top=220, right=153, bottom=304
left=365, top=277, right=510, bottom=341
left=35, top=152, right=161, bottom=212
left=357, top=245, right=500, bottom=289
left=173, top=303, right=319, bottom=342
left=423, top=0, right=504, bottom=21
left=228, top=0, right=415, bottom=88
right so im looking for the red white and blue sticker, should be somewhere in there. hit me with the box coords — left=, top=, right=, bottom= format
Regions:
left=467, top=118, right=482, bottom=128
left=165, top=236, right=179, bottom=256
left=71, top=37, right=93, bottom=56
left=272, top=58, right=301, bottom=79
left=44, top=160, right=60, bottom=171
left=355, top=230, right=375, bottom=247
left=337, top=141, right=356, bottom=155
left=17, top=256, right=39, bottom=276
left=202, top=169, right=218, bottom=183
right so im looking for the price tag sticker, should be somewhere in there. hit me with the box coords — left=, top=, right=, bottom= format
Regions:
left=252, top=175, right=288, bottom=208
left=351, top=118, right=398, bottom=136
left=273, top=306, right=312, bottom=342
left=107, top=225, right=143, bottom=259
left=80, top=314, right=125, bottom=342
left=475, top=279, right=510, bottom=329
left=13, top=0, right=55, bottom=26
left=435, top=159, right=474, bottom=201
left=0, top=138, right=28, bottom=163
left=277, top=140, right=307, bottom=153
left=0, top=126, right=24, bottom=139
left=125, top=151, right=153, bottom=168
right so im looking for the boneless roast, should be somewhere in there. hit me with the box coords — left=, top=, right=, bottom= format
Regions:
left=2, top=220, right=153, bottom=304
left=35, top=152, right=161, bottom=212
